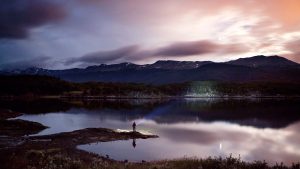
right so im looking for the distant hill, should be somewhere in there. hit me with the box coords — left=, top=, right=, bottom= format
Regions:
left=2, top=55, right=300, bottom=84
left=227, top=55, right=298, bottom=67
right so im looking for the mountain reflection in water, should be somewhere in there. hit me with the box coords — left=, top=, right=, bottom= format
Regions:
left=3, top=98, right=300, bottom=165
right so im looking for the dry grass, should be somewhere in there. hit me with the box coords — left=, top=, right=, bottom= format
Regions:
left=21, top=150, right=300, bottom=169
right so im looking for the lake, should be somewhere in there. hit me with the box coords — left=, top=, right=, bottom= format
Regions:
left=3, top=98, right=300, bottom=165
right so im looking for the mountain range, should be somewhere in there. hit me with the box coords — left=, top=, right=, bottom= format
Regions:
left=1, top=55, right=300, bottom=84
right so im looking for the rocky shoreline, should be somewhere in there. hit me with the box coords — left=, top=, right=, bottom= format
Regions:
left=0, top=109, right=159, bottom=169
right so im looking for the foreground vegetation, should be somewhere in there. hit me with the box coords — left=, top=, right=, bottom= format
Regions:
left=1, top=75, right=300, bottom=97
left=3, top=149, right=300, bottom=169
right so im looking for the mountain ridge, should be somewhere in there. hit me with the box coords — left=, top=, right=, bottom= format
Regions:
left=2, top=55, right=300, bottom=84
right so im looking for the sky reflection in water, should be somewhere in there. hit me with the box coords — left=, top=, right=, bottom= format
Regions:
left=15, top=99, right=300, bottom=165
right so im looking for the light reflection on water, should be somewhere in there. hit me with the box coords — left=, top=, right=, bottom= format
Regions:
left=13, top=99, right=300, bottom=165
left=79, top=120, right=300, bottom=164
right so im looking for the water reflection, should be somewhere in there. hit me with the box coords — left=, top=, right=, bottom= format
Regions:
left=6, top=99, right=300, bottom=129
left=3, top=98, right=300, bottom=165
left=132, top=139, right=136, bottom=148
left=78, top=120, right=300, bottom=165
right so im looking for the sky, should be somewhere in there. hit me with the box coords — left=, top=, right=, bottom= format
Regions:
left=0, top=0, right=300, bottom=69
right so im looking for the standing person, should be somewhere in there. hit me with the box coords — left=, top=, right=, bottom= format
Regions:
left=132, top=121, right=136, bottom=132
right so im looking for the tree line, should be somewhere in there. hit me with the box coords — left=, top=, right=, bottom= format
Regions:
left=0, top=75, right=299, bottom=97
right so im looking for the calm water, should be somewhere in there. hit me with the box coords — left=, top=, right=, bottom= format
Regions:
left=3, top=98, right=300, bottom=165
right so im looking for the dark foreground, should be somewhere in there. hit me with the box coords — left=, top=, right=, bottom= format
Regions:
left=1, top=110, right=300, bottom=169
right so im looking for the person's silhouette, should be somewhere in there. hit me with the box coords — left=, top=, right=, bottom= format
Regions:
left=132, top=121, right=136, bottom=132
left=132, top=138, right=136, bottom=148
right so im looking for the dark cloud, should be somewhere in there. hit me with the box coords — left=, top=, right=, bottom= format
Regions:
left=0, top=0, right=66, bottom=39
left=154, top=41, right=217, bottom=56
left=66, top=40, right=248, bottom=66
left=0, top=56, right=52, bottom=70
left=153, top=40, right=246, bottom=57
left=66, top=45, right=140, bottom=65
